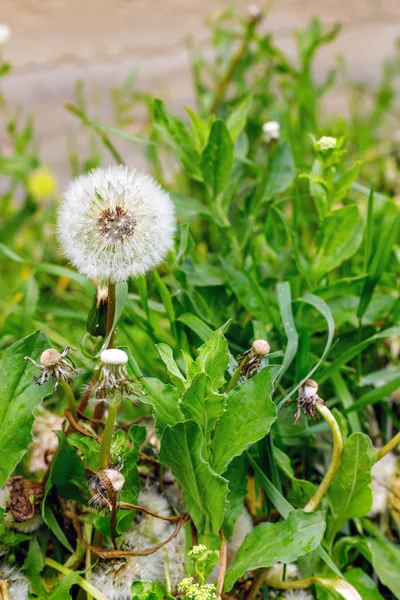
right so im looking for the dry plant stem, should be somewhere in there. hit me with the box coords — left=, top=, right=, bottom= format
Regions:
left=211, top=20, right=257, bottom=113
left=66, top=510, right=189, bottom=558
left=216, top=530, right=227, bottom=597
left=246, top=568, right=267, bottom=600
left=99, top=400, right=119, bottom=469
left=60, top=378, right=77, bottom=420
left=44, top=558, right=108, bottom=600
left=0, top=580, right=9, bottom=600
left=64, top=408, right=100, bottom=442
left=106, top=281, right=116, bottom=349
left=377, top=431, right=400, bottom=461
left=119, top=502, right=183, bottom=521
left=303, top=403, right=343, bottom=512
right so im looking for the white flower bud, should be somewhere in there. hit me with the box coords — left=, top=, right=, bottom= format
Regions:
left=315, top=136, right=337, bottom=152
left=0, top=24, right=11, bottom=46
left=262, top=121, right=280, bottom=143
left=247, top=4, right=263, bottom=21
left=252, top=339, right=270, bottom=356
left=100, top=349, right=128, bottom=366
left=302, top=378, right=319, bottom=399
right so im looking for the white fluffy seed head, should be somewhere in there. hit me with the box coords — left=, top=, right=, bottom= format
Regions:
left=262, top=121, right=280, bottom=143
left=228, top=508, right=253, bottom=556
left=267, top=562, right=299, bottom=582
left=369, top=451, right=397, bottom=517
left=100, top=349, right=128, bottom=366
left=282, top=591, right=313, bottom=600
left=0, top=563, right=29, bottom=600
left=58, top=166, right=176, bottom=283
left=40, top=348, right=62, bottom=367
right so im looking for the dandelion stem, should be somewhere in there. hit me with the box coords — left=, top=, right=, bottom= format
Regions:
left=303, top=403, right=343, bottom=512
left=377, top=431, right=400, bottom=461
left=216, top=529, right=227, bottom=597
left=84, top=523, right=94, bottom=600
left=44, top=558, right=108, bottom=600
left=211, top=19, right=258, bottom=113
left=60, top=378, right=77, bottom=420
left=106, top=282, right=116, bottom=349
left=99, top=400, right=118, bottom=469
left=226, top=355, right=247, bottom=392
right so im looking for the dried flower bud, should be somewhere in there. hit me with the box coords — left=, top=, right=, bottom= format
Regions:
left=247, top=4, right=263, bottom=22
left=90, top=349, right=139, bottom=403
left=25, top=346, right=77, bottom=390
left=102, top=469, right=125, bottom=492
left=88, top=467, right=125, bottom=510
left=301, top=378, right=319, bottom=399
left=252, top=339, right=271, bottom=356
left=294, top=379, right=324, bottom=423
left=40, top=348, right=62, bottom=368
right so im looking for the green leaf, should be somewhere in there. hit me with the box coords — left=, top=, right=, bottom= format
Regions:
left=195, top=322, right=230, bottom=391
left=327, top=433, right=376, bottom=540
left=364, top=538, right=400, bottom=599
left=212, top=366, right=279, bottom=474
left=170, top=191, right=212, bottom=221
left=345, top=568, right=385, bottom=600
left=68, top=433, right=100, bottom=471
left=226, top=95, right=252, bottom=142
left=277, top=281, right=298, bottom=379
left=274, top=446, right=317, bottom=507
left=159, top=420, right=228, bottom=537
left=224, top=510, right=326, bottom=591
left=222, top=259, right=269, bottom=322
left=43, top=431, right=88, bottom=503
left=358, top=212, right=400, bottom=318
left=223, top=455, right=248, bottom=538
left=177, top=313, right=214, bottom=342
left=0, top=330, right=52, bottom=487
left=180, top=372, right=226, bottom=439
left=156, top=343, right=186, bottom=391
left=185, top=106, right=210, bottom=151
left=142, top=378, right=184, bottom=433
left=312, top=206, right=364, bottom=280
left=331, top=160, right=363, bottom=204
left=201, top=120, right=234, bottom=199
left=258, top=141, right=295, bottom=205
left=331, top=370, right=361, bottom=433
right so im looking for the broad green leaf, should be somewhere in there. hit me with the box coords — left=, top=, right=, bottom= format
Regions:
left=180, top=372, right=226, bottom=439
left=223, top=455, right=248, bottom=538
left=195, top=322, right=231, bottom=391
left=185, top=106, right=210, bottom=151
left=156, top=343, right=186, bottom=391
left=212, top=366, right=279, bottom=474
left=224, top=510, right=326, bottom=591
left=331, top=370, right=361, bottom=433
left=345, top=568, right=384, bottom=600
left=262, top=141, right=296, bottom=203
left=142, top=378, right=184, bottom=432
left=153, top=269, right=176, bottom=336
left=308, top=159, right=328, bottom=219
left=0, top=330, right=52, bottom=487
left=159, top=420, right=228, bottom=537
left=312, top=206, right=364, bottom=280
left=364, top=538, right=400, bottom=599
left=68, top=433, right=100, bottom=471
left=226, top=95, right=252, bottom=142
left=327, top=433, right=376, bottom=540
left=331, top=160, right=363, bottom=204
left=170, top=191, right=212, bottom=221
left=201, top=119, right=234, bottom=199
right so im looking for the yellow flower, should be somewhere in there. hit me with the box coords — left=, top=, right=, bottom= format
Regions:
left=27, top=167, right=57, bottom=199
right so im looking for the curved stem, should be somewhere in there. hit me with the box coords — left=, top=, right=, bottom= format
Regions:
left=377, top=431, right=400, bottom=461
left=60, top=378, right=77, bottom=420
left=44, top=558, right=108, bottom=600
left=99, top=400, right=118, bottom=469
left=216, top=530, right=227, bottom=597
left=303, top=403, right=343, bottom=512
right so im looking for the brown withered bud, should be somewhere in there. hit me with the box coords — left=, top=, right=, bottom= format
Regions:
left=294, top=379, right=324, bottom=423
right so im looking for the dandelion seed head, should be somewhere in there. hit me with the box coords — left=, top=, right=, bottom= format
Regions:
left=267, top=562, right=299, bottom=581
left=282, top=591, right=313, bottom=600
left=228, top=508, right=253, bottom=556
left=58, top=166, right=176, bottom=283
left=369, top=451, right=397, bottom=517
left=134, top=488, right=171, bottom=538
left=0, top=562, right=29, bottom=600
left=101, top=349, right=128, bottom=366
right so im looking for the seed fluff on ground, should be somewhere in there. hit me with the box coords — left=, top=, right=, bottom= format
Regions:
left=57, top=166, right=176, bottom=283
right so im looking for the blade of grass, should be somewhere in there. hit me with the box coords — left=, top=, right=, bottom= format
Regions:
left=345, top=375, right=400, bottom=413
left=277, top=294, right=335, bottom=411
left=363, top=184, right=374, bottom=271
left=276, top=282, right=299, bottom=381
left=331, top=370, right=361, bottom=432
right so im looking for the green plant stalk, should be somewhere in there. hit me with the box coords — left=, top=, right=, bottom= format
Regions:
left=106, top=281, right=116, bottom=349
left=211, top=19, right=258, bottom=113
left=226, top=355, right=248, bottom=393
left=60, top=378, right=78, bottom=420
left=84, top=522, right=94, bottom=600
left=377, top=431, right=400, bottom=461
left=303, top=403, right=343, bottom=512
left=99, top=399, right=119, bottom=469
left=44, top=558, right=108, bottom=600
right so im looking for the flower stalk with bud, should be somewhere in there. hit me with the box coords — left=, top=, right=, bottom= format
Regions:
left=294, top=380, right=343, bottom=512
left=227, top=339, right=270, bottom=392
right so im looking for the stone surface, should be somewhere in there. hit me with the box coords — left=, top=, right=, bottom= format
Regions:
left=1, top=0, right=400, bottom=182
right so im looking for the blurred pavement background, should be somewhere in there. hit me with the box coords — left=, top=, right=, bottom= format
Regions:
left=1, top=0, right=400, bottom=181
